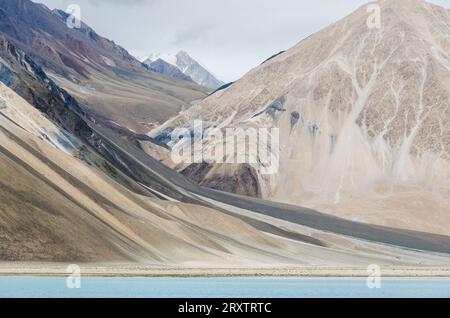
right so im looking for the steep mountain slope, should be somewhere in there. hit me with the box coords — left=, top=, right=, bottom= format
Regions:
left=143, top=51, right=224, bottom=89
left=153, top=0, right=450, bottom=236
left=0, top=0, right=208, bottom=133
left=0, top=82, right=300, bottom=264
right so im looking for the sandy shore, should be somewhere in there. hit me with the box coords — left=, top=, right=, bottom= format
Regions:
left=1, top=263, right=450, bottom=278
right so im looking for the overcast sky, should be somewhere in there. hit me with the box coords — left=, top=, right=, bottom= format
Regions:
left=34, top=0, right=449, bottom=82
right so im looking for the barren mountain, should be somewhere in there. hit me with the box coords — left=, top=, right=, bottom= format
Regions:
left=153, top=0, right=450, bottom=236
left=0, top=82, right=295, bottom=264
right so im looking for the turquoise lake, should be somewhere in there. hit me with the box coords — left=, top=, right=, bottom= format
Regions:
left=0, top=277, right=449, bottom=298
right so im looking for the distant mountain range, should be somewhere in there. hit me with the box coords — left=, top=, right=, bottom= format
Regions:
left=142, top=51, right=224, bottom=89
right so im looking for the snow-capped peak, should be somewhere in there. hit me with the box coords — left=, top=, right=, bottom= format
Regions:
left=144, top=52, right=178, bottom=66
left=141, top=50, right=224, bottom=89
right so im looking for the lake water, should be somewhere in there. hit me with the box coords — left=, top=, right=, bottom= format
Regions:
left=0, top=277, right=449, bottom=298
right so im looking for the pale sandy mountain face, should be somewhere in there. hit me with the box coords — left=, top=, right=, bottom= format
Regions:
left=0, top=0, right=208, bottom=134
left=153, top=0, right=450, bottom=236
